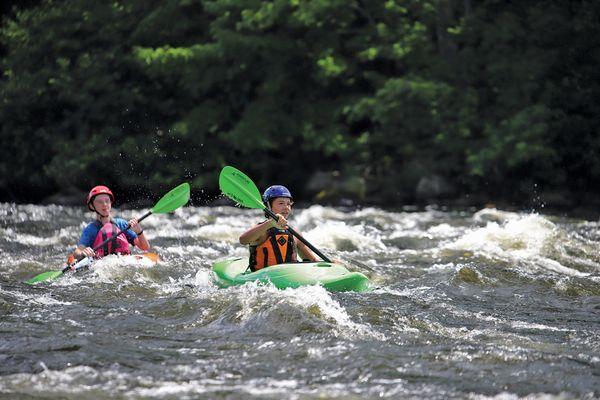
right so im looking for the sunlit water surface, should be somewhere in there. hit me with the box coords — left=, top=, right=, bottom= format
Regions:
left=1, top=203, right=599, bottom=399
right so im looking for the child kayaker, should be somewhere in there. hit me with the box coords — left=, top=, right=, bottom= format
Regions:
left=73, top=185, right=150, bottom=260
left=239, top=185, right=317, bottom=271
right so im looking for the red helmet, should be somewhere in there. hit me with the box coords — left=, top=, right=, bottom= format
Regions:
left=86, top=185, right=114, bottom=211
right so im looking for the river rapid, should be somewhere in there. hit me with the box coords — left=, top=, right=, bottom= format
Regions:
left=0, top=203, right=599, bottom=399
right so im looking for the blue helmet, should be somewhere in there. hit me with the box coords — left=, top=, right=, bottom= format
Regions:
left=262, top=185, right=293, bottom=206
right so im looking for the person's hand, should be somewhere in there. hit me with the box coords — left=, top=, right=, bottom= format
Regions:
left=271, top=214, right=288, bottom=229
left=129, top=218, right=143, bottom=234
left=82, top=247, right=95, bottom=258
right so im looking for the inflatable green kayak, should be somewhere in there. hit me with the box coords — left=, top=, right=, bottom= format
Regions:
left=212, top=257, right=370, bottom=292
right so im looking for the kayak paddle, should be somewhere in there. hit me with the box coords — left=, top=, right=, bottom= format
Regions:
left=24, top=182, right=191, bottom=285
left=219, top=166, right=332, bottom=263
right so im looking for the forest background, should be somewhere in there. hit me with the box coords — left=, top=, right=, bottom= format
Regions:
left=1, top=0, right=599, bottom=214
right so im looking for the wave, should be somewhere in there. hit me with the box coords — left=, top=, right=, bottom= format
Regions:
left=446, top=209, right=598, bottom=277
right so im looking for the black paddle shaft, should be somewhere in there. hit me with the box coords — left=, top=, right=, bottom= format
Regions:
left=264, top=208, right=332, bottom=263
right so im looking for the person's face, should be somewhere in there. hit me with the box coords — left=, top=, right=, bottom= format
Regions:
left=92, top=194, right=112, bottom=215
left=270, top=197, right=293, bottom=217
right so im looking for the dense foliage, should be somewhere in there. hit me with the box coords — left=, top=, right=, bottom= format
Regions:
left=1, top=0, right=599, bottom=209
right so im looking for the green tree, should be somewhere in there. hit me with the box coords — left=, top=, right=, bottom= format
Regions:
left=2, top=0, right=600, bottom=208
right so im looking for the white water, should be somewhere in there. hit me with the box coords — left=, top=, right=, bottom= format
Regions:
left=1, top=203, right=599, bottom=399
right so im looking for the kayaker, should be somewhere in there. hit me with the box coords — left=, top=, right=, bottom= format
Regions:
left=73, top=185, right=150, bottom=260
left=239, top=185, right=317, bottom=271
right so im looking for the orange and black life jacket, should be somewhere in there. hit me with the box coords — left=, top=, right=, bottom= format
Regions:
left=249, top=227, right=295, bottom=271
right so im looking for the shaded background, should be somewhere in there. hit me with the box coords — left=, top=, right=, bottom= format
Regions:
left=1, top=0, right=599, bottom=212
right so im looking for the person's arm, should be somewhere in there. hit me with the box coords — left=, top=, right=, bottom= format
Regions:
left=133, top=233, right=149, bottom=251
left=240, top=215, right=288, bottom=245
left=295, top=235, right=318, bottom=262
left=73, top=224, right=96, bottom=260
left=129, top=218, right=150, bottom=251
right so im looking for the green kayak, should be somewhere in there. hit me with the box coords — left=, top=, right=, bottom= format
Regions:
left=212, top=257, right=370, bottom=292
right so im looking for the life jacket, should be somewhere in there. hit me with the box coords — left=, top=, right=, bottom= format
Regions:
left=91, top=220, right=131, bottom=258
left=249, top=227, right=295, bottom=271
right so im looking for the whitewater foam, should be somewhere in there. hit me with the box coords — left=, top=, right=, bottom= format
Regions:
left=446, top=212, right=590, bottom=277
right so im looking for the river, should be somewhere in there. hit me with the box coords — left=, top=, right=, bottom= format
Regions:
left=1, top=203, right=599, bottom=399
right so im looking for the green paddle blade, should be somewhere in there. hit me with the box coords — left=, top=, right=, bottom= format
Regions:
left=219, top=166, right=264, bottom=209
left=150, top=182, right=190, bottom=214
left=24, top=270, right=63, bottom=285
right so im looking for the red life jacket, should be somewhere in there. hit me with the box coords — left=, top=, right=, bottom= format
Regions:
left=92, top=220, right=131, bottom=258
left=249, top=227, right=295, bottom=271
